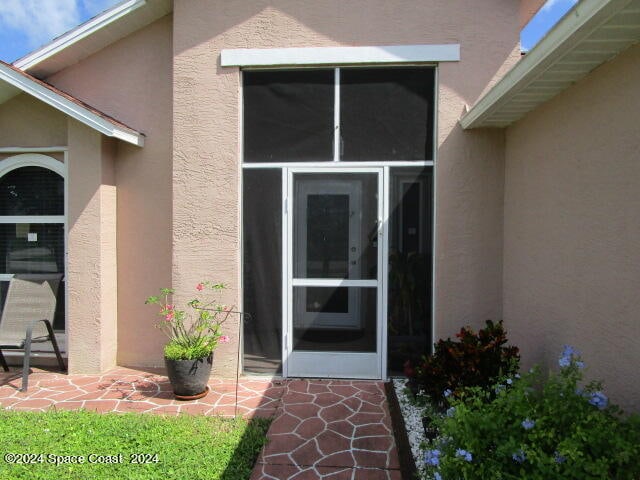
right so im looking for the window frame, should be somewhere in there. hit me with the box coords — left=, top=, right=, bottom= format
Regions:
left=241, top=65, right=438, bottom=167
left=0, top=152, right=67, bottom=335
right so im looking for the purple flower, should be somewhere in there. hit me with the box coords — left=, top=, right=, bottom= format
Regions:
left=515, top=373, right=521, bottom=379
left=446, top=407, right=456, bottom=417
left=443, top=389, right=452, bottom=398
left=456, top=448, right=473, bottom=462
left=575, top=361, right=585, bottom=369
left=506, top=378, right=513, bottom=385
left=554, top=451, right=566, bottom=464
left=588, top=391, right=608, bottom=410
left=559, top=345, right=582, bottom=368
left=521, top=418, right=536, bottom=430
left=512, top=450, right=526, bottom=463
left=425, top=449, right=441, bottom=466
left=434, top=473, right=442, bottom=480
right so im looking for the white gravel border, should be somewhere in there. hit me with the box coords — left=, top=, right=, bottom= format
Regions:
left=393, top=378, right=425, bottom=470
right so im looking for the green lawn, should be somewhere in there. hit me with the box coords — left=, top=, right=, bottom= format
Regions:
left=0, top=409, right=271, bottom=480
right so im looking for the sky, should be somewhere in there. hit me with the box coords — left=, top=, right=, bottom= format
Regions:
left=0, top=0, right=579, bottom=64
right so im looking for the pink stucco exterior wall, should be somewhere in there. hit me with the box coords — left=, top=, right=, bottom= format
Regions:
left=46, top=16, right=174, bottom=369
left=504, top=44, right=640, bottom=412
left=66, top=120, right=118, bottom=373
left=0, top=94, right=67, bottom=147
left=172, top=0, right=522, bottom=375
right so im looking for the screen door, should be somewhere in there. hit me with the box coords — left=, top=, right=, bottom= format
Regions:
left=285, top=168, right=383, bottom=378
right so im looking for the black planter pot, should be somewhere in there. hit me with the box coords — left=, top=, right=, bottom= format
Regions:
left=165, top=354, right=213, bottom=399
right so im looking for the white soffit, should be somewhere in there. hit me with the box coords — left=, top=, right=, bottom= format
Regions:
left=0, top=62, right=144, bottom=147
left=221, top=44, right=460, bottom=67
left=461, top=0, right=640, bottom=129
left=14, top=0, right=172, bottom=78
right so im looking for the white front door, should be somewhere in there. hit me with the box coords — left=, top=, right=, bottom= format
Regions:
left=284, top=168, right=384, bottom=378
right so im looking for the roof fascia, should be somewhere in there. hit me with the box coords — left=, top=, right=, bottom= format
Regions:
left=14, top=0, right=147, bottom=72
left=0, top=63, right=144, bottom=147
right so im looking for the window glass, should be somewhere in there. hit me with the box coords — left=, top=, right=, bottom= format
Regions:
left=340, top=67, right=435, bottom=161
left=0, top=167, right=64, bottom=216
left=243, top=69, right=334, bottom=163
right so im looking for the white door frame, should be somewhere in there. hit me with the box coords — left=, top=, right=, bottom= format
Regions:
left=282, top=166, right=387, bottom=379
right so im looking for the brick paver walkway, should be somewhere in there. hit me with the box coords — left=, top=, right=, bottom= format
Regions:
left=251, top=379, right=401, bottom=480
left=1, top=368, right=401, bottom=479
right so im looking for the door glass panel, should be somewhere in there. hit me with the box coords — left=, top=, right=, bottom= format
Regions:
left=293, top=173, right=378, bottom=279
left=292, top=286, right=376, bottom=352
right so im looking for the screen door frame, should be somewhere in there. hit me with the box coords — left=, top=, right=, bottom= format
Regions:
left=282, top=166, right=387, bottom=379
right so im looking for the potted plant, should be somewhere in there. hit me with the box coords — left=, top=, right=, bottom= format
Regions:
left=145, top=281, right=232, bottom=400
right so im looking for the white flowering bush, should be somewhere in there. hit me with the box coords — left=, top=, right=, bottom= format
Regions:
left=421, top=347, right=640, bottom=479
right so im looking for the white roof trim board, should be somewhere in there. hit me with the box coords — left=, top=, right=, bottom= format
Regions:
left=221, top=44, right=460, bottom=67
left=461, top=0, right=640, bottom=129
left=14, top=0, right=147, bottom=72
left=0, top=62, right=144, bottom=146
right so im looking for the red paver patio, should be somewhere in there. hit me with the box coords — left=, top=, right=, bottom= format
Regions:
left=0, top=368, right=401, bottom=479
left=0, top=367, right=284, bottom=418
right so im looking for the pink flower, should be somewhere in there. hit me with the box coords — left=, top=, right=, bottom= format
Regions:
left=165, top=312, right=174, bottom=321
left=219, top=335, right=230, bottom=344
left=166, top=304, right=174, bottom=311
left=196, top=283, right=204, bottom=291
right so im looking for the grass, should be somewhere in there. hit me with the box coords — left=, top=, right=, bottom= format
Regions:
left=0, top=409, right=271, bottom=480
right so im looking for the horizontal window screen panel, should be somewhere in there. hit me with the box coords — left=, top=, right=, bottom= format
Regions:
left=242, top=169, right=283, bottom=374
left=340, top=67, right=435, bottom=161
left=243, top=69, right=334, bottom=162
left=0, top=167, right=64, bottom=215
left=0, top=223, right=64, bottom=275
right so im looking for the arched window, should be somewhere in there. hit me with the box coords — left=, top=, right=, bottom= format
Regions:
left=0, top=154, right=66, bottom=331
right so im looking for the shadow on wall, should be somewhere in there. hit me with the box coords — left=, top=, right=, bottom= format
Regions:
left=434, top=121, right=506, bottom=340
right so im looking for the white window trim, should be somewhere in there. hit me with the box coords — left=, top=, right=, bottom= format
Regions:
left=222, top=44, right=460, bottom=67
left=0, top=153, right=68, bottom=340
left=0, top=153, right=66, bottom=178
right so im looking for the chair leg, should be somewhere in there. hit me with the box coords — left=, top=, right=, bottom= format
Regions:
left=21, top=328, right=33, bottom=392
left=43, top=320, right=66, bottom=372
left=0, top=350, right=8, bottom=372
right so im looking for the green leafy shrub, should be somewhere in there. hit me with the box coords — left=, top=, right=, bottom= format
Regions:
left=406, top=320, right=519, bottom=407
left=146, top=282, right=233, bottom=360
left=423, top=347, right=640, bottom=480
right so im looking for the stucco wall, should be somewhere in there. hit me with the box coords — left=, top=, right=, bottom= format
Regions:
left=47, top=16, right=174, bottom=368
left=504, top=44, right=640, bottom=412
left=0, top=94, right=67, bottom=147
left=173, top=0, right=521, bottom=376
left=67, top=120, right=117, bottom=373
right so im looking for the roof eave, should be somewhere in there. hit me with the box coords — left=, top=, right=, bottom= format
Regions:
left=14, top=0, right=148, bottom=72
left=0, top=63, right=144, bottom=147
left=460, top=0, right=637, bottom=130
